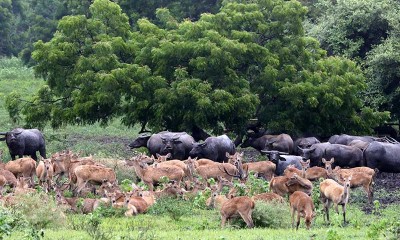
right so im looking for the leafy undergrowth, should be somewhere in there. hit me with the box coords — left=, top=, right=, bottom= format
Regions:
left=3, top=202, right=399, bottom=240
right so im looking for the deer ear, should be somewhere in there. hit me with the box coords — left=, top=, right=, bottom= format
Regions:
left=330, top=158, right=335, bottom=163
left=156, top=153, right=161, bottom=158
left=166, top=153, right=172, bottom=159
left=225, top=152, right=231, bottom=158
left=322, top=158, right=326, bottom=164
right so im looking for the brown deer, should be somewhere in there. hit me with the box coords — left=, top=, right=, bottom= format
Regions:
left=220, top=196, right=255, bottom=228
left=320, top=176, right=352, bottom=224
left=5, top=157, right=36, bottom=187
left=36, top=157, right=54, bottom=192
left=301, top=159, right=327, bottom=181
left=73, top=165, right=117, bottom=196
left=153, top=153, right=193, bottom=180
left=270, top=173, right=313, bottom=197
left=330, top=166, right=375, bottom=203
left=289, top=191, right=316, bottom=230
left=252, top=192, right=285, bottom=203
left=128, top=156, right=184, bottom=191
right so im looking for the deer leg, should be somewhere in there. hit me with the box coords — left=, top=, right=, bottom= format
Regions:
left=296, top=213, right=301, bottom=230
left=221, top=215, right=227, bottom=228
left=342, top=204, right=347, bottom=225
left=291, top=207, right=295, bottom=229
left=239, top=210, right=254, bottom=228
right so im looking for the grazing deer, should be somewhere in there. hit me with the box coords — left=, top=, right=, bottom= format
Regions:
left=220, top=196, right=255, bottom=228
left=320, top=176, right=352, bottom=224
left=289, top=191, right=316, bottom=230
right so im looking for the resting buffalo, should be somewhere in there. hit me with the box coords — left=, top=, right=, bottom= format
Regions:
left=328, top=134, right=376, bottom=145
left=364, top=141, right=400, bottom=173
left=189, top=135, right=235, bottom=162
left=129, top=131, right=193, bottom=160
left=0, top=128, right=46, bottom=161
left=293, top=137, right=320, bottom=155
left=261, top=150, right=302, bottom=176
left=241, top=133, right=294, bottom=154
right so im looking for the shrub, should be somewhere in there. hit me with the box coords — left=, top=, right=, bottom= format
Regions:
left=11, top=192, right=67, bottom=230
left=0, top=207, right=20, bottom=238
left=245, top=172, right=269, bottom=196
left=251, top=200, right=291, bottom=228
left=147, top=197, right=193, bottom=221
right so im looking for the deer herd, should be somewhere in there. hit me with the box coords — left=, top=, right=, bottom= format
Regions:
left=0, top=148, right=377, bottom=230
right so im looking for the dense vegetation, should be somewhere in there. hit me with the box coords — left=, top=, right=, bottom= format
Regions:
left=2, top=0, right=399, bottom=139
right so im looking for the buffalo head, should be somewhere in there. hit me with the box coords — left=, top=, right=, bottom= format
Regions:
left=261, top=150, right=288, bottom=163
left=129, top=133, right=151, bottom=149
left=160, top=135, right=182, bottom=155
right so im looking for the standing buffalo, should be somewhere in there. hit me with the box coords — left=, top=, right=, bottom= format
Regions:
left=364, top=141, right=400, bottom=173
left=324, top=144, right=363, bottom=168
left=0, top=128, right=46, bottom=161
left=328, top=134, right=376, bottom=145
left=159, top=132, right=194, bottom=160
left=189, top=135, right=235, bottom=162
left=129, top=131, right=194, bottom=160
left=293, top=137, right=320, bottom=155
left=241, top=133, right=294, bottom=154
left=261, top=150, right=302, bottom=176
left=298, top=142, right=331, bottom=167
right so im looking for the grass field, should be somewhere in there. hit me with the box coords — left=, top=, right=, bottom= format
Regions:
left=0, top=57, right=399, bottom=240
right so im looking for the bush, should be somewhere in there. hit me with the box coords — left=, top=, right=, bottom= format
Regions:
left=0, top=207, right=21, bottom=238
left=11, top=192, right=67, bottom=230
left=251, top=200, right=291, bottom=228
left=147, top=197, right=193, bottom=221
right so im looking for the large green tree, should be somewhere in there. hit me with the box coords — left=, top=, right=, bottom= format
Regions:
left=305, top=0, right=400, bottom=125
left=9, top=0, right=388, bottom=138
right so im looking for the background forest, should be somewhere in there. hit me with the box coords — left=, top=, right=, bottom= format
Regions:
left=1, top=0, right=400, bottom=139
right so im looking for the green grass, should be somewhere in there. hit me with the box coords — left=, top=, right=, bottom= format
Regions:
left=5, top=204, right=399, bottom=240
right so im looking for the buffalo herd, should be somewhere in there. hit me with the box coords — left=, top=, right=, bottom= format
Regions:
left=0, top=128, right=399, bottom=173
left=130, top=132, right=400, bottom=173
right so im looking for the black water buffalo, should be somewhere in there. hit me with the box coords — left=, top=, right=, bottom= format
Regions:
left=364, top=141, right=400, bottom=173
left=324, top=144, right=363, bottom=168
left=348, top=139, right=370, bottom=151
left=159, top=132, right=194, bottom=160
left=128, top=133, right=152, bottom=149
left=128, top=131, right=194, bottom=160
left=328, top=134, right=376, bottom=145
left=241, top=133, right=294, bottom=154
left=293, top=137, right=320, bottom=155
left=189, top=135, right=235, bottom=162
left=0, top=128, right=46, bottom=161
left=298, top=142, right=331, bottom=167
left=261, top=150, right=302, bottom=176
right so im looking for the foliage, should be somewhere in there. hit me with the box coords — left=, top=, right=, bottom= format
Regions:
left=83, top=212, right=112, bottom=240
left=0, top=207, right=18, bottom=238
left=5, top=0, right=385, bottom=138
left=245, top=172, right=269, bottom=196
left=306, top=0, right=395, bottom=60
left=147, top=197, right=194, bottom=221
left=251, top=200, right=290, bottom=229
left=11, top=192, right=67, bottom=229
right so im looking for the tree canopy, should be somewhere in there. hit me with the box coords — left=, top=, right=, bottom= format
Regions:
left=6, top=0, right=389, bottom=137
